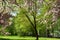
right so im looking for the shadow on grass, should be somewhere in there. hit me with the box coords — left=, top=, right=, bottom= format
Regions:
left=0, top=38, right=10, bottom=40
left=0, top=38, right=32, bottom=40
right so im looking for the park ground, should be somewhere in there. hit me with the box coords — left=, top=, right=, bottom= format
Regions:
left=0, top=36, right=60, bottom=40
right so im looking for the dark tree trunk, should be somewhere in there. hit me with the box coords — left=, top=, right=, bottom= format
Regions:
left=34, top=12, right=38, bottom=40
left=25, top=13, right=39, bottom=40
left=34, top=27, right=38, bottom=40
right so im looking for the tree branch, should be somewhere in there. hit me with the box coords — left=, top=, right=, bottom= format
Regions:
left=24, top=13, right=34, bottom=27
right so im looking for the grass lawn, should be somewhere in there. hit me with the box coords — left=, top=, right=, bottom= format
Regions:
left=0, top=36, right=60, bottom=40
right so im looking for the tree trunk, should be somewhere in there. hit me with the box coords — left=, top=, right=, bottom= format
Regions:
left=35, top=27, right=38, bottom=40
left=34, top=11, right=38, bottom=40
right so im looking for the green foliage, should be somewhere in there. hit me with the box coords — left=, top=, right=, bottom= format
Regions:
left=13, top=11, right=34, bottom=36
left=0, top=0, right=59, bottom=37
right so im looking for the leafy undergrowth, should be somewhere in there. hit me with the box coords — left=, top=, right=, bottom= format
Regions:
left=0, top=36, right=60, bottom=40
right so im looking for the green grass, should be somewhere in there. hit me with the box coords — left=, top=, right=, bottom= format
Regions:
left=0, top=36, right=60, bottom=40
